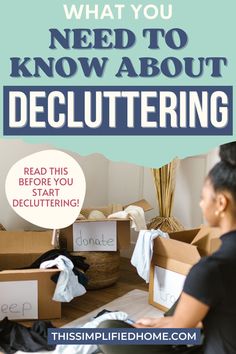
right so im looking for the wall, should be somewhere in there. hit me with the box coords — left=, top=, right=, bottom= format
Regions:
left=108, top=151, right=219, bottom=230
left=108, top=150, right=219, bottom=253
left=0, top=140, right=219, bottom=245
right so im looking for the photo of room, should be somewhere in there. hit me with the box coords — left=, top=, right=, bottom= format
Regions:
left=0, top=140, right=231, bottom=354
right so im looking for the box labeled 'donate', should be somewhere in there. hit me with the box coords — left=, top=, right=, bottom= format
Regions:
left=60, top=199, right=152, bottom=252
left=149, top=226, right=221, bottom=311
left=72, top=220, right=118, bottom=251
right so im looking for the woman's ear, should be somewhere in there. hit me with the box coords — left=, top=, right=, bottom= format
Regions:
left=216, top=192, right=228, bottom=215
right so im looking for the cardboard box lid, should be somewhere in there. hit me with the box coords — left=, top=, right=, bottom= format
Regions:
left=0, top=254, right=53, bottom=271
left=169, top=229, right=200, bottom=244
left=80, top=199, right=152, bottom=219
left=191, top=226, right=221, bottom=245
left=153, top=226, right=221, bottom=269
left=0, top=268, right=59, bottom=275
left=191, top=226, right=221, bottom=256
left=74, top=218, right=130, bottom=224
left=0, top=231, right=53, bottom=255
left=153, top=237, right=201, bottom=265
left=124, top=199, right=153, bottom=212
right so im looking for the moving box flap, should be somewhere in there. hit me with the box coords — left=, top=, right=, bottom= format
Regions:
left=77, top=218, right=130, bottom=223
left=191, top=226, right=221, bottom=245
left=0, top=268, right=60, bottom=276
left=81, top=205, right=119, bottom=218
left=169, top=229, right=200, bottom=243
left=152, top=255, right=193, bottom=276
left=194, top=236, right=222, bottom=256
left=0, top=231, right=53, bottom=254
left=0, top=254, right=52, bottom=270
left=124, top=199, right=153, bottom=212
left=153, top=237, right=201, bottom=265
left=191, top=226, right=221, bottom=256
left=80, top=199, right=152, bottom=219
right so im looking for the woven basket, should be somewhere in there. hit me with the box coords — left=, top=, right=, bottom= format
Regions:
left=73, top=251, right=120, bottom=290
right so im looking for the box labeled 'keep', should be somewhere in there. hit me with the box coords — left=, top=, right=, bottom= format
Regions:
left=0, top=230, right=61, bottom=320
left=0, top=269, right=61, bottom=320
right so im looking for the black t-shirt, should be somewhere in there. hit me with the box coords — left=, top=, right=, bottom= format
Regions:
left=183, top=230, right=236, bottom=354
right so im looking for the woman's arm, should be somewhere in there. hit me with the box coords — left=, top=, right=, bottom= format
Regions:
left=134, top=292, right=209, bottom=328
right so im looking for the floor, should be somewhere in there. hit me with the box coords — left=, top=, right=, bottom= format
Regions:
left=57, top=257, right=148, bottom=327
left=16, top=290, right=163, bottom=353
left=22, top=257, right=148, bottom=328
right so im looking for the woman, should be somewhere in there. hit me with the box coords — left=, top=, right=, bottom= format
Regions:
left=99, top=142, right=236, bottom=354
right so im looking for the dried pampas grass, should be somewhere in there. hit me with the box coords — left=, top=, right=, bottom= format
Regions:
left=148, top=216, right=184, bottom=233
left=148, top=159, right=184, bottom=233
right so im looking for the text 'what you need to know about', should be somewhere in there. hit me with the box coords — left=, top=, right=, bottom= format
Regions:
left=4, top=3, right=233, bottom=137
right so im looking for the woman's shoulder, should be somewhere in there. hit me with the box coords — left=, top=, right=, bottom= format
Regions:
left=189, top=255, right=220, bottom=278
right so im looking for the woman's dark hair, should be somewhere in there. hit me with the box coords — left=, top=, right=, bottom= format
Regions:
left=208, top=142, right=236, bottom=201
left=219, top=143, right=236, bottom=166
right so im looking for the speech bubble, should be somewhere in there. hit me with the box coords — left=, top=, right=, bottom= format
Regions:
left=5, top=150, right=86, bottom=229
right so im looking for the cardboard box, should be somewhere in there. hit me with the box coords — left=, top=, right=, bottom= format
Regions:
left=60, top=199, right=152, bottom=252
left=0, top=230, right=54, bottom=269
left=0, top=269, right=61, bottom=320
left=0, top=230, right=61, bottom=320
left=149, top=226, right=221, bottom=311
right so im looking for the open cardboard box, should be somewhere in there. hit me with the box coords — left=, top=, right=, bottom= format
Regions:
left=149, top=226, right=221, bottom=311
left=0, top=230, right=54, bottom=269
left=0, top=269, right=61, bottom=320
left=60, top=199, right=152, bottom=252
left=0, top=230, right=61, bottom=320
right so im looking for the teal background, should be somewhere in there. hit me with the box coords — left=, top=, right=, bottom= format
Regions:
left=0, top=0, right=235, bottom=167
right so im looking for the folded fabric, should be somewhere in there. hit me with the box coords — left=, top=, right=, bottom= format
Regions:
left=88, top=210, right=106, bottom=220
left=131, top=229, right=169, bottom=283
left=40, top=255, right=86, bottom=302
left=54, top=311, right=128, bottom=354
left=108, top=205, right=146, bottom=231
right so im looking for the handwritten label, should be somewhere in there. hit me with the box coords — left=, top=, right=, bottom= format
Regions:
left=0, top=280, right=38, bottom=320
left=73, top=221, right=117, bottom=251
left=153, top=266, right=186, bottom=309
